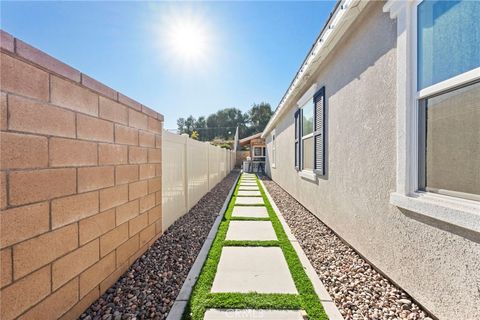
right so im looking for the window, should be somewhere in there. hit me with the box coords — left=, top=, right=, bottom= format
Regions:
left=294, top=86, right=326, bottom=176
left=384, top=0, right=480, bottom=231
left=302, top=100, right=314, bottom=170
left=253, top=146, right=266, bottom=160
left=417, top=0, right=480, bottom=90
left=271, top=131, right=276, bottom=167
left=417, top=0, right=480, bottom=201
left=419, top=82, right=480, bottom=201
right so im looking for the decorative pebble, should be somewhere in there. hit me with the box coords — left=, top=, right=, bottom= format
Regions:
left=80, top=172, right=239, bottom=320
left=261, top=177, right=431, bottom=320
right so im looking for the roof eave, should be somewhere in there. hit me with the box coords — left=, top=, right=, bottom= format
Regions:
left=262, top=0, right=368, bottom=138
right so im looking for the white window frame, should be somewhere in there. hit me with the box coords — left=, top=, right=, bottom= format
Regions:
left=252, top=146, right=266, bottom=160
left=271, top=130, right=276, bottom=168
left=384, top=0, right=480, bottom=234
left=296, top=84, right=318, bottom=181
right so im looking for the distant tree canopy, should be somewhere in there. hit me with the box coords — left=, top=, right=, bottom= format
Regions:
left=176, top=103, right=273, bottom=141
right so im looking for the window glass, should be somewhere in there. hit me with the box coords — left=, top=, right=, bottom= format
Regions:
left=272, top=134, right=276, bottom=165
left=424, top=81, right=480, bottom=199
left=417, top=0, right=480, bottom=90
left=302, top=136, right=314, bottom=171
left=302, top=101, right=314, bottom=136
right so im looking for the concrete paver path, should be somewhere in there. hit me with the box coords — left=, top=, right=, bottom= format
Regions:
left=238, top=186, right=259, bottom=191
left=231, top=206, right=268, bottom=218
left=182, top=173, right=337, bottom=320
left=211, top=247, right=297, bottom=294
left=226, top=221, right=277, bottom=241
left=235, top=196, right=264, bottom=205
left=209, top=174, right=302, bottom=319
left=237, top=190, right=261, bottom=196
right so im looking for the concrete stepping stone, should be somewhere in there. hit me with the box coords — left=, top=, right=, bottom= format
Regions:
left=238, top=186, right=259, bottom=191
left=226, top=221, right=277, bottom=241
left=235, top=197, right=264, bottom=205
left=204, top=309, right=304, bottom=320
left=232, top=206, right=268, bottom=218
left=211, top=247, right=297, bottom=294
left=237, top=190, right=261, bottom=196
left=240, top=182, right=258, bottom=187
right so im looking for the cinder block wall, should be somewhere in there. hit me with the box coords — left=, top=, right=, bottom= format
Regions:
left=0, top=30, right=164, bottom=320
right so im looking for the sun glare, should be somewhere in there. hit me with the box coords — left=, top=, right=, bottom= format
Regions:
left=167, top=21, right=208, bottom=62
left=159, top=10, right=212, bottom=66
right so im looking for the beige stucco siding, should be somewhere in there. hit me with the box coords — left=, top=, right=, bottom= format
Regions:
left=265, top=2, right=480, bottom=319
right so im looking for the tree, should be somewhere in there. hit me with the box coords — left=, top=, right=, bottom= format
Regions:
left=177, top=117, right=186, bottom=134
left=194, top=116, right=208, bottom=141
left=196, top=116, right=206, bottom=130
left=175, top=102, right=273, bottom=141
left=215, top=108, right=248, bottom=140
left=184, top=116, right=196, bottom=136
left=177, top=115, right=197, bottom=136
left=248, top=102, right=273, bottom=134
left=205, top=114, right=218, bottom=141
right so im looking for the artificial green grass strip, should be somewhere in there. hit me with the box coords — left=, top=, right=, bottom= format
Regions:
left=256, top=178, right=328, bottom=320
left=229, top=217, right=271, bottom=221
left=182, top=173, right=328, bottom=320
left=222, top=240, right=280, bottom=247
left=205, top=293, right=302, bottom=309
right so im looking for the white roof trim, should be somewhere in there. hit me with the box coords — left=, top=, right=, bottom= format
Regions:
left=297, top=84, right=318, bottom=108
left=262, top=0, right=368, bottom=138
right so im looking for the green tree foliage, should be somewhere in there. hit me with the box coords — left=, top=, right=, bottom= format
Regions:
left=248, top=102, right=273, bottom=134
left=177, top=103, right=273, bottom=141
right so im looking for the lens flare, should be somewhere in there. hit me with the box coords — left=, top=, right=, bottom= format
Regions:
left=155, top=8, right=213, bottom=67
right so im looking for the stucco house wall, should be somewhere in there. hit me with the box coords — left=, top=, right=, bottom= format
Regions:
left=264, top=2, right=480, bottom=319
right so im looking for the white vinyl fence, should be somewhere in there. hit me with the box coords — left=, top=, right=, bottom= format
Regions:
left=162, top=131, right=235, bottom=231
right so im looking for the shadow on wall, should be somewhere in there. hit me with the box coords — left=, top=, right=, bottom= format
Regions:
left=400, top=208, right=480, bottom=244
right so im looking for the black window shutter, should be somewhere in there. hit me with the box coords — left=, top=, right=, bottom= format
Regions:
left=294, top=109, right=301, bottom=170
left=313, top=87, right=325, bottom=175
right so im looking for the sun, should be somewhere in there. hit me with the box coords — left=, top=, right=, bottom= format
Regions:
left=167, top=21, right=208, bottom=63
left=160, top=11, right=212, bottom=66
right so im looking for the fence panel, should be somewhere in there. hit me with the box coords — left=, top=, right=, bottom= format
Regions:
left=162, top=132, right=234, bottom=231
left=208, top=145, right=220, bottom=188
left=162, top=132, right=187, bottom=230
left=219, top=148, right=226, bottom=179
left=231, top=151, right=235, bottom=170
left=187, top=139, right=209, bottom=210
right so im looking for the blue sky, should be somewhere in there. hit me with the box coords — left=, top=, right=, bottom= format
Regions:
left=1, top=1, right=335, bottom=130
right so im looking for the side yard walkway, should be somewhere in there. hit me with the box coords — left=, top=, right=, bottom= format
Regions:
left=184, top=173, right=332, bottom=320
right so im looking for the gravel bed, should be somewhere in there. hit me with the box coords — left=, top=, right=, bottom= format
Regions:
left=261, top=177, right=432, bottom=320
left=80, top=171, right=239, bottom=320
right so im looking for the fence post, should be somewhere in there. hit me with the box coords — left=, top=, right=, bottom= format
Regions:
left=183, top=134, right=189, bottom=212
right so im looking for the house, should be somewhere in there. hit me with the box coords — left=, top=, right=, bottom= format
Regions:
left=239, top=133, right=266, bottom=161
left=234, top=132, right=267, bottom=169
left=262, top=1, right=479, bottom=319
